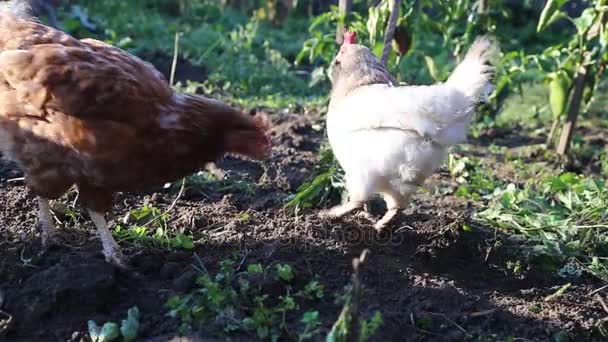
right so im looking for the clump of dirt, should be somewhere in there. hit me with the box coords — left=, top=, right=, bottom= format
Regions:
left=0, top=108, right=605, bottom=341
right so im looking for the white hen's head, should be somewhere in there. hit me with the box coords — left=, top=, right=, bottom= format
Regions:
left=329, top=31, right=396, bottom=99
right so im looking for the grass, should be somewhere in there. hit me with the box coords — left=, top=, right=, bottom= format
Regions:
left=447, top=153, right=506, bottom=200
left=285, top=146, right=345, bottom=211
left=113, top=205, right=195, bottom=251
left=61, top=0, right=324, bottom=107
left=172, top=170, right=258, bottom=199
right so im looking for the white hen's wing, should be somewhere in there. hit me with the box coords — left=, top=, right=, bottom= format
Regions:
left=330, top=83, right=476, bottom=147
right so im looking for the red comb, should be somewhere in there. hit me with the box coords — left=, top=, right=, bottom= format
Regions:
left=343, top=30, right=356, bottom=45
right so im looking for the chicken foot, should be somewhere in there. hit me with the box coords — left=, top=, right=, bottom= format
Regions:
left=319, top=201, right=363, bottom=219
left=355, top=203, right=375, bottom=221
left=374, top=191, right=411, bottom=231
left=374, top=207, right=400, bottom=231
left=88, top=210, right=127, bottom=269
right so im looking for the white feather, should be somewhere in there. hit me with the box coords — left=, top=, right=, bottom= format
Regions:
left=326, top=36, right=497, bottom=204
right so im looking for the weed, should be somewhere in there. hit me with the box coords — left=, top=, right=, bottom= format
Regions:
left=544, top=283, right=571, bottom=302
left=528, top=303, right=542, bottom=314
left=166, top=251, right=381, bottom=341
left=165, top=255, right=327, bottom=340
left=114, top=205, right=194, bottom=250
left=326, top=250, right=383, bottom=342
left=174, top=170, right=257, bottom=198
left=448, top=154, right=505, bottom=200
left=478, top=172, right=608, bottom=280
left=286, top=146, right=345, bottom=211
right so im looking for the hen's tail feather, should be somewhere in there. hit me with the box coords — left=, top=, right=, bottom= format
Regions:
left=446, top=36, right=499, bottom=101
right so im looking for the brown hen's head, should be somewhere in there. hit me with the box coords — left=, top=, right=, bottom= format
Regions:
left=329, top=30, right=396, bottom=98
left=224, top=112, right=272, bottom=161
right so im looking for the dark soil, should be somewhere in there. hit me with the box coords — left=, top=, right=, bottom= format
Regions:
left=0, top=107, right=605, bottom=342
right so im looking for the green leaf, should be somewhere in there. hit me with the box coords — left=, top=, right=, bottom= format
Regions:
left=573, top=7, right=597, bottom=35
left=98, top=322, right=120, bottom=342
left=537, top=0, right=568, bottom=32
left=88, top=320, right=101, bottom=342
left=174, top=233, right=194, bottom=250
left=120, top=306, right=140, bottom=342
left=302, top=310, right=320, bottom=325
left=424, top=55, right=441, bottom=82
left=276, top=264, right=295, bottom=282
left=247, top=263, right=263, bottom=274
left=359, top=311, right=383, bottom=342
left=280, top=295, right=297, bottom=311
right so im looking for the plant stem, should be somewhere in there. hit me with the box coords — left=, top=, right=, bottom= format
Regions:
left=381, top=0, right=400, bottom=66
left=556, top=65, right=588, bottom=156
left=169, top=31, right=181, bottom=86
left=336, top=0, right=352, bottom=44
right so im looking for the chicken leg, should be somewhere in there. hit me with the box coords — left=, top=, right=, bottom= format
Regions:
left=319, top=200, right=363, bottom=219
left=37, top=196, right=55, bottom=246
left=88, top=210, right=127, bottom=268
left=355, top=202, right=375, bottom=221
left=374, top=191, right=411, bottom=231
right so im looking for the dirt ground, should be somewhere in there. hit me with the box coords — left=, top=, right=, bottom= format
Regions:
left=0, top=107, right=605, bottom=341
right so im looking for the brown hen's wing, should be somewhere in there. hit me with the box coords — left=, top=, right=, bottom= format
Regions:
left=0, top=42, right=172, bottom=123
left=0, top=9, right=172, bottom=124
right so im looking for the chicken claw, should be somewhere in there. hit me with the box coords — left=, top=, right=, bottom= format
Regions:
left=355, top=203, right=375, bottom=222
left=89, top=210, right=129, bottom=269
left=373, top=207, right=400, bottom=231
left=319, top=201, right=363, bottom=219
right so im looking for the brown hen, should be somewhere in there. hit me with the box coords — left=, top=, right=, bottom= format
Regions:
left=0, top=7, right=271, bottom=267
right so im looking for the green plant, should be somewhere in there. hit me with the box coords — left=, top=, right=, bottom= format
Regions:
left=326, top=250, right=382, bottom=342
left=88, top=306, right=140, bottom=342
left=166, top=255, right=328, bottom=340
left=65, top=0, right=320, bottom=106
left=113, top=205, right=194, bottom=250
left=535, top=0, right=608, bottom=154
left=448, top=154, right=505, bottom=200
left=477, top=172, right=608, bottom=280
left=173, top=170, right=257, bottom=198
left=298, top=310, right=322, bottom=341
left=286, top=146, right=346, bottom=211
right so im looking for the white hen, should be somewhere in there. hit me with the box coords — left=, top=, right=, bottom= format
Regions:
left=322, top=32, right=498, bottom=230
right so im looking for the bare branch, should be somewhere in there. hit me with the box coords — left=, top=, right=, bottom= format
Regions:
left=381, top=0, right=400, bottom=66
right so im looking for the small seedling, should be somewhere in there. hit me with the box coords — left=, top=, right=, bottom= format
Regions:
left=298, top=310, right=321, bottom=341
left=88, top=321, right=120, bottom=342
left=113, top=205, right=194, bottom=251
left=275, top=264, right=295, bottom=282
left=528, top=303, right=542, bottom=314
left=297, top=280, right=325, bottom=300
left=87, top=306, right=140, bottom=342
left=166, top=257, right=326, bottom=340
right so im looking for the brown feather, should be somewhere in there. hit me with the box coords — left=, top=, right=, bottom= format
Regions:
left=0, top=11, right=271, bottom=212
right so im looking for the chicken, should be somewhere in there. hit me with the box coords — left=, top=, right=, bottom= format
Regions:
left=321, top=31, right=497, bottom=230
left=0, top=5, right=271, bottom=267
